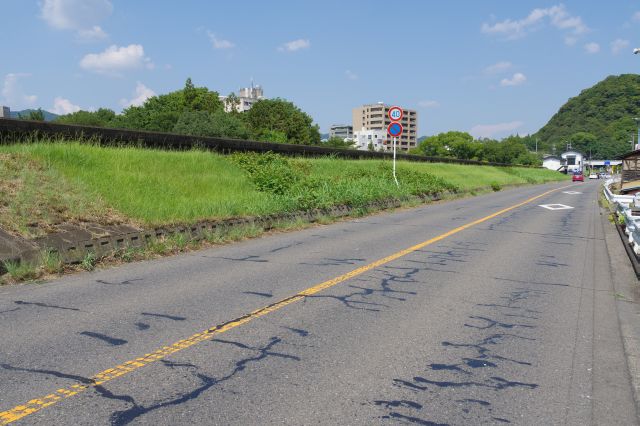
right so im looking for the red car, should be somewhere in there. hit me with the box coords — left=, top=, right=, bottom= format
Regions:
left=572, top=173, right=584, bottom=182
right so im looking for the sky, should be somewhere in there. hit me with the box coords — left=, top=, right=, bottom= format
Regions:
left=1, top=1, right=639, bottom=139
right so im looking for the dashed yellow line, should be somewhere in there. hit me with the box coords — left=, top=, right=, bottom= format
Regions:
left=0, top=184, right=571, bottom=424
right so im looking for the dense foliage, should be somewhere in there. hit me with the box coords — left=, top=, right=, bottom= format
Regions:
left=535, top=74, right=640, bottom=158
left=244, top=98, right=321, bottom=145
left=229, top=152, right=458, bottom=210
left=324, top=136, right=356, bottom=149
left=54, top=108, right=116, bottom=127
left=172, top=110, right=250, bottom=139
left=409, top=131, right=540, bottom=166
left=109, top=78, right=224, bottom=132
left=53, top=79, right=321, bottom=145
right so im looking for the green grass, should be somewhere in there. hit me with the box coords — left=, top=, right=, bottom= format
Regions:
left=0, top=142, right=281, bottom=226
left=2, top=259, right=39, bottom=282
left=0, top=150, right=121, bottom=237
left=0, top=141, right=569, bottom=239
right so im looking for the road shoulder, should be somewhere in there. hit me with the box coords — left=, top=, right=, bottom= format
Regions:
left=601, top=200, right=640, bottom=421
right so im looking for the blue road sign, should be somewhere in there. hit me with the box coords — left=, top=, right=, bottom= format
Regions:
left=604, top=160, right=610, bottom=166
left=387, top=122, right=403, bottom=137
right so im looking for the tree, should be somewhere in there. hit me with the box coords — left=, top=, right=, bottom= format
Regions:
left=257, top=130, right=288, bottom=143
left=325, top=136, right=355, bottom=149
left=172, top=110, right=250, bottom=139
left=477, top=136, right=537, bottom=165
left=111, top=78, right=223, bottom=132
left=535, top=74, right=640, bottom=158
left=415, top=131, right=475, bottom=158
left=20, top=108, right=45, bottom=121
left=245, top=98, right=320, bottom=145
left=567, top=132, right=597, bottom=155
left=224, top=92, right=240, bottom=113
left=54, top=108, right=116, bottom=127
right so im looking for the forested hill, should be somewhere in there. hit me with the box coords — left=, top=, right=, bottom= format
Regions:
left=535, top=74, right=640, bottom=159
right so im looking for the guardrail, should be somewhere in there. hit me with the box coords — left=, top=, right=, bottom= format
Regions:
left=0, top=118, right=533, bottom=167
left=604, top=178, right=635, bottom=206
left=606, top=178, right=640, bottom=278
left=616, top=203, right=640, bottom=256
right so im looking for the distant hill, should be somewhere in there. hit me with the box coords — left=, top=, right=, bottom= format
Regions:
left=10, top=109, right=59, bottom=122
left=535, top=74, right=640, bottom=159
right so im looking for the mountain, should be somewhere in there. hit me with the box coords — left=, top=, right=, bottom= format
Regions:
left=9, top=109, right=59, bottom=122
left=535, top=74, right=640, bottom=159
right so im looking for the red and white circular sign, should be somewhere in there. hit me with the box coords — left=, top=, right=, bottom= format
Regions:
left=388, top=106, right=403, bottom=122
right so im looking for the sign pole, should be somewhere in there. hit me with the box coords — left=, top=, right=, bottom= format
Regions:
left=387, top=106, right=403, bottom=188
left=393, top=136, right=398, bottom=186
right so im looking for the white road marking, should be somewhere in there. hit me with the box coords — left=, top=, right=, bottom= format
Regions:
left=562, top=191, right=582, bottom=195
left=539, top=204, right=574, bottom=210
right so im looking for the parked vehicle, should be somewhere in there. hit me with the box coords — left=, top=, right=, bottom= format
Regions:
left=572, top=173, right=584, bottom=182
left=588, top=173, right=598, bottom=179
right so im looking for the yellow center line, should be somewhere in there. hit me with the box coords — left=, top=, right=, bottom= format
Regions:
left=0, top=184, right=572, bottom=424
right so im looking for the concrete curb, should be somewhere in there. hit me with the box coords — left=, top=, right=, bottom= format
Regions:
left=0, top=193, right=443, bottom=269
left=601, top=205, right=640, bottom=419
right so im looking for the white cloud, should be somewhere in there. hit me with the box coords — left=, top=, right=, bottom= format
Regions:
left=584, top=42, right=600, bottom=54
left=206, top=31, right=235, bottom=49
left=500, top=72, right=527, bottom=87
left=76, top=25, right=108, bottom=41
left=470, top=121, right=524, bottom=138
left=1, top=73, right=38, bottom=109
left=51, top=97, right=81, bottom=115
left=278, top=39, right=310, bottom=52
left=418, top=100, right=439, bottom=108
left=119, top=82, right=156, bottom=108
left=481, top=4, right=587, bottom=40
left=40, top=0, right=112, bottom=40
left=633, top=11, right=640, bottom=22
left=484, top=61, right=512, bottom=74
left=611, top=38, right=630, bottom=55
left=345, top=70, right=358, bottom=80
left=80, top=44, right=153, bottom=75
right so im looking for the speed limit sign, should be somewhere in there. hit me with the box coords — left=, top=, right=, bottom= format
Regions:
left=388, top=106, right=403, bottom=121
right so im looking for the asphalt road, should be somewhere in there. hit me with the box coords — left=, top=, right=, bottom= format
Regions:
left=0, top=180, right=637, bottom=425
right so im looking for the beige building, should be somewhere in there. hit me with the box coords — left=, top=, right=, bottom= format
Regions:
left=220, top=83, right=265, bottom=113
left=352, top=102, right=418, bottom=151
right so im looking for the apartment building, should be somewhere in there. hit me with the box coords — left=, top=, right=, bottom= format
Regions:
left=329, top=124, right=353, bottom=140
left=352, top=103, right=418, bottom=151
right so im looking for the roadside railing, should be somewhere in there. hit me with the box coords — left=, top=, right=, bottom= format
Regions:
left=604, top=178, right=635, bottom=206
left=606, top=178, right=640, bottom=256
left=616, top=203, right=640, bottom=256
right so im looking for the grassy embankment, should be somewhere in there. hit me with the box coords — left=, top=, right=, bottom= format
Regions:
left=0, top=141, right=568, bottom=282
